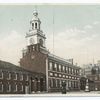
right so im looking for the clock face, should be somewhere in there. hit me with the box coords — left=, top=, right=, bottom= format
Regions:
left=30, top=38, right=34, bottom=45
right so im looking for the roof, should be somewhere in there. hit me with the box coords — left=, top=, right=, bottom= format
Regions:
left=48, top=53, right=80, bottom=69
left=0, top=60, right=45, bottom=76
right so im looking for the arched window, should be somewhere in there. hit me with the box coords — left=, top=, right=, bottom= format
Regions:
left=35, top=23, right=37, bottom=29
left=30, top=38, right=34, bottom=45
left=32, top=23, right=34, bottom=29
left=39, top=39, right=43, bottom=46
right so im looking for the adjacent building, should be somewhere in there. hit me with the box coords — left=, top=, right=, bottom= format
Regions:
left=82, top=62, right=100, bottom=91
left=0, top=60, right=46, bottom=94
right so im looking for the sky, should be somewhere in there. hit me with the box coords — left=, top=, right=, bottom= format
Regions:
left=0, top=5, right=100, bottom=67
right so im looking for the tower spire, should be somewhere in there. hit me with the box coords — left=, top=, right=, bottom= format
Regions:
left=35, top=5, right=37, bottom=12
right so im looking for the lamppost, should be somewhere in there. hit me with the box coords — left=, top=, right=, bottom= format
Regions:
left=61, top=81, right=66, bottom=94
left=85, top=78, right=90, bottom=92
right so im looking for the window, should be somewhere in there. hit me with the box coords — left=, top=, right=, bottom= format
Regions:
left=51, top=79, right=53, bottom=87
left=70, top=68, right=72, bottom=74
left=95, top=76, right=98, bottom=80
left=54, top=73, right=57, bottom=77
left=32, top=23, right=34, bottom=29
left=63, top=75, right=65, bottom=78
left=14, top=84, right=18, bottom=92
left=57, top=80, right=60, bottom=88
left=72, top=69, right=74, bottom=74
left=63, top=66, right=65, bottom=72
left=39, top=39, right=43, bottom=46
left=13, top=73, right=17, bottom=80
left=55, top=79, right=57, bottom=87
left=69, top=81, right=71, bottom=87
left=60, top=80, right=62, bottom=87
left=53, top=79, right=56, bottom=88
left=69, top=68, right=71, bottom=74
left=0, top=71, right=3, bottom=79
left=74, top=69, right=76, bottom=75
left=59, top=65, right=61, bottom=71
left=69, top=76, right=71, bottom=79
left=66, top=75, right=68, bottom=78
left=7, top=83, right=11, bottom=92
left=20, top=74, right=23, bottom=81
left=66, top=67, right=68, bottom=72
left=49, top=79, right=52, bottom=88
left=20, top=84, right=23, bottom=91
left=50, top=72, right=53, bottom=76
left=0, top=82, right=3, bottom=92
left=49, top=62, right=52, bottom=70
left=54, top=63, right=57, bottom=71
left=59, top=74, right=61, bottom=77
left=35, top=23, right=37, bottom=29
left=77, top=77, right=79, bottom=80
left=76, top=70, right=79, bottom=75
left=7, top=72, right=11, bottom=80
left=72, top=77, right=74, bottom=79
left=26, top=75, right=29, bottom=81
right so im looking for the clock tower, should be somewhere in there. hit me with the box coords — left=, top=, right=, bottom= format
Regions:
left=26, top=10, right=46, bottom=48
left=20, top=10, right=48, bottom=75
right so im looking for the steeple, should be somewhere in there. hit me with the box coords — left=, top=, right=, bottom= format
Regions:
left=30, top=10, right=41, bottom=30
left=26, top=10, right=46, bottom=48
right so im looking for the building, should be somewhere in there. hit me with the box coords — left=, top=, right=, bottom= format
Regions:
left=82, top=64, right=93, bottom=76
left=20, top=10, right=81, bottom=92
left=87, top=64, right=100, bottom=91
left=82, top=62, right=100, bottom=91
left=0, top=60, right=46, bottom=94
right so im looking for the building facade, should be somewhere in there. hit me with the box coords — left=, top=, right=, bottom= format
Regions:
left=0, top=60, right=46, bottom=94
left=20, top=10, right=81, bottom=92
left=82, top=63, right=100, bottom=91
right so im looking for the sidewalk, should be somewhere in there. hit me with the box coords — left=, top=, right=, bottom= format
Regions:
left=30, top=91, right=100, bottom=96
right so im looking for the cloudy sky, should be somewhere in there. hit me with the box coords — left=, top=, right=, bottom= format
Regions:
left=0, top=5, right=100, bottom=66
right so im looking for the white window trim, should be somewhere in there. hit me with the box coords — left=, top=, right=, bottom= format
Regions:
left=59, top=74, right=61, bottom=77
left=14, top=73, right=17, bottom=80
left=55, top=79, right=57, bottom=87
left=55, top=73, right=57, bottom=77
left=50, top=72, right=53, bottom=76
left=20, top=84, right=23, bottom=91
left=51, top=79, right=53, bottom=87
left=7, top=83, right=11, bottom=92
left=15, top=84, right=18, bottom=92
left=20, top=74, right=23, bottom=81
left=54, top=63, right=57, bottom=71
left=60, top=80, right=62, bottom=87
left=66, top=67, right=68, bottom=71
left=59, top=65, right=61, bottom=71
left=0, top=82, right=3, bottom=92
left=26, top=75, right=29, bottom=81
left=49, top=62, right=52, bottom=70
left=63, top=66, right=65, bottom=71
left=7, top=72, right=11, bottom=80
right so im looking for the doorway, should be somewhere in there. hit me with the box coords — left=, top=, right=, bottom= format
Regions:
left=40, top=78, right=44, bottom=92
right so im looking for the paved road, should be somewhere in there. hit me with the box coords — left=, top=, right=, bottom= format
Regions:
left=30, top=91, right=100, bottom=96
left=0, top=91, right=100, bottom=97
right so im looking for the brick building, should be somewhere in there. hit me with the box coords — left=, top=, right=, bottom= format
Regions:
left=82, top=63, right=100, bottom=91
left=0, top=60, right=46, bottom=94
left=20, top=10, right=81, bottom=92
